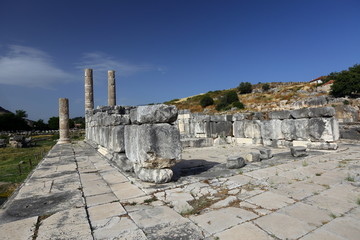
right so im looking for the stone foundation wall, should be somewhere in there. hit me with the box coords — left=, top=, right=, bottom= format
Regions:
left=178, top=107, right=340, bottom=149
left=85, top=104, right=181, bottom=183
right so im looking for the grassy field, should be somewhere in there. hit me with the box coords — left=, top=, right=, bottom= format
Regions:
left=0, top=135, right=57, bottom=198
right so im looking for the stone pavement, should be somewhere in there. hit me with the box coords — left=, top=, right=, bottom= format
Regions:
left=0, top=141, right=359, bottom=240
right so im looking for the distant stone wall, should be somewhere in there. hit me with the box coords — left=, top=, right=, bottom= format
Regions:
left=178, top=107, right=340, bottom=150
left=85, top=104, right=181, bottom=183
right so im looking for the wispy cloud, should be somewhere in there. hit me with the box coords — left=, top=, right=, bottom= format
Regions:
left=77, top=52, right=158, bottom=76
left=0, top=45, right=76, bottom=88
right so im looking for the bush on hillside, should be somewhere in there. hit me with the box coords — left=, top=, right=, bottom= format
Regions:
left=200, top=95, right=214, bottom=108
left=232, top=101, right=245, bottom=109
left=215, top=90, right=243, bottom=111
left=262, top=83, right=270, bottom=92
left=329, top=64, right=360, bottom=98
left=238, top=82, right=253, bottom=94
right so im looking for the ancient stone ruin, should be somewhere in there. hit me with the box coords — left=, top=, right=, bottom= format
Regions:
left=83, top=68, right=341, bottom=183
left=178, top=107, right=339, bottom=150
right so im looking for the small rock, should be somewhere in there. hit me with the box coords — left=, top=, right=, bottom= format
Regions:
left=259, top=148, right=273, bottom=160
left=245, top=152, right=261, bottom=162
left=290, top=146, right=308, bottom=157
left=227, top=156, right=246, bottom=169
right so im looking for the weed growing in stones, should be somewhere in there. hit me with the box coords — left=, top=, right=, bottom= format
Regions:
left=345, top=174, right=355, bottom=182
left=356, top=198, right=360, bottom=205
left=143, top=196, right=158, bottom=204
left=181, top=195, right=215, bottom=216
left=302, top=161, right=308, bottom=167
left=315, top=173, right=322, bottom=176
left=330, top=213, right=337, bottom=219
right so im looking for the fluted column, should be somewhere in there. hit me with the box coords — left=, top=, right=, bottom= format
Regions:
left=58, top=98, right=70, bottom=144
left=85, top=69, right=94, bottom=112
left=108, top=70, right=116, bottom=106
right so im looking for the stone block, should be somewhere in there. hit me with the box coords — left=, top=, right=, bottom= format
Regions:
left=233, top=121, right=245, bottom=138
left=261, top=120, right=283, bottom=140
left=112, top=153, right=133, bottom=172
left=108, top=125, right=125, bottom=152
left=124, top=123, right=181, bottom=169
left=308, top=107, right=335, bottom=118
left=259, top=148, right=273, bottom=160
left=245, top=152, right=261, bottom=162
left=294, top=119, right=309, bottom=140
left=234, top=138, right=253, bottom=145
left=307, top=142, right=338, bottom=150
left=133, top=164, right=173, bottom=183
left=290, top=146, right=308, bottom=157
left=308, top=117, right=339, bottom=141
left=232, top=113, right=247, bottom=121
left=291, top=108, right=310, bottom=119
left=269, top=110, right=291, bottom=119
left=210, top=121, right=233, bottom=137
left=210, top=114, right=232, bottom=122
left=227, top=156, right=246, bottom=169
left=244, top=120, right=262, bottom=139
left=281, top=119, right=296, bottom=140
left=130, top=104, right=178, bottom=124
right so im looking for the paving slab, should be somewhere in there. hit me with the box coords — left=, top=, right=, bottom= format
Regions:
left=88, top=201, right=127, bottom=223
left=278, top=202, right=332, bottom=227
left=37, top=208, right=92, bottom=240
left=129, top=205, right=204, bottom=239
left=0, top=216, right=37, bottom=240
left=92, top=216, right=147, bottom=240
left=255, top=212, right=315, bottom=239
left=215, top=222, right=273, bottom=240
left=189, top=207, right=257, bottom=235
left=86, top=192, right=118, bottom=207
left=246, top=191, right=295, bottom=210
left=110, top=181, right=146, bottom=200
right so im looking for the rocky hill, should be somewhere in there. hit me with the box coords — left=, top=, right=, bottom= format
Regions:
left=164, top=81, right=360, bottom=122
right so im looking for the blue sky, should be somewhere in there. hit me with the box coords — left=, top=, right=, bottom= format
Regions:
left=0, top=0, right=359, bottom=121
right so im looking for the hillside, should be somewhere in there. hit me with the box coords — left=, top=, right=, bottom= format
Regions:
left=165, top=81, right=331, bottom=114
left=0, top=107, right=11, bottom=115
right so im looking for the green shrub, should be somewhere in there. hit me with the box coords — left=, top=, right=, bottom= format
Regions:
left=343, top=100, right=350, bottom=105
left=215, top=102, right=228, bottom=111
left=232, top=101, right=245, bottom=109
left=200, top=95, right=214, bottom=108
left=224, top=91, right=239, bottom=104
left=262, top=83, right=270, bottom=92
left=238, top=82, right=253, bottom=94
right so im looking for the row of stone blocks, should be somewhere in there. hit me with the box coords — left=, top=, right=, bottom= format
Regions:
left=86, top=104, right=181, bottom=183
left=178, top=107, right=339, bottom=148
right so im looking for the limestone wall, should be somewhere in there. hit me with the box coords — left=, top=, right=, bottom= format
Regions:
left=178, top=107, right=340, bottom=150
left=85, top=104, right=181, bottom=183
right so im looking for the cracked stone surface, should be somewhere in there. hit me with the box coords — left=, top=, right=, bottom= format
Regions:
left=0, top=141, right=360, bottom=239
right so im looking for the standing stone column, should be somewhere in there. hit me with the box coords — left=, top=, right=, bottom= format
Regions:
left=85, top=69, right=94, bottom=112
left=58, top=98, right=71, bottom=144
left=108, top=70, right=116, bottom=106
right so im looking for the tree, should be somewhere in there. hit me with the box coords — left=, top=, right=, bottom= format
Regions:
left=330, top=64, right=360, bottom=98
left=215, top=91, right=241, bottom=111
left=0, top=113, right=30, bottom=131
left=15, top=110, right=28, bottom=119
left=48, top=117, right=59, bottom=130
left=238, top=82, right=253, bottom=94
left=262, top=83, right=270, bottom=92
left=34, top=119, right=48, bottom=130
left=200, top=95, right=214, bottom=108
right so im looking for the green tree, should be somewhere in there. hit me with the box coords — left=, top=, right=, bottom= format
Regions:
left=330, top=64, right=360, bottom=98
left=200, top=95, right=214, bottom=108
left=238, top=82, right=253, bottom=94
left=48, top=117, right=59, bottom=130
left=0, top=113, right=30, bottom=131
left=262, top=83, right=270, bottom=92
left=34, top=119, right=48, bottom=130
left=15, top=110, right=28, bottom=119
left=215, top=91, right=241, bottom=111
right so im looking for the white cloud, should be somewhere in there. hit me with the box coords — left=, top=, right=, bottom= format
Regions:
left=77, top=52, right=156, bottom=77
left=0, top=45, right=76, bottom=88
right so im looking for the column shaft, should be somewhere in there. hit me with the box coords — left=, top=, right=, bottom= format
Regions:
left=108, top=70, right=116, bottom=106
left=85, top=69, right=94, bottom=111
left=58, top=98, right=70, bottom=144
